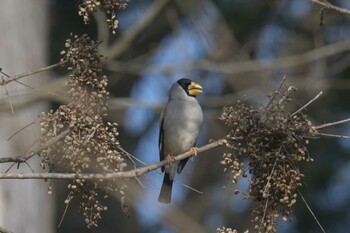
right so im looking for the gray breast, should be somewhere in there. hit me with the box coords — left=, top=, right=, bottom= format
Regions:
left=162, top=99, right=203, bottom=156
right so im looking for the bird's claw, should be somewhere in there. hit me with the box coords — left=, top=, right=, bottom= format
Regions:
left=189, top=147, right=199, bottom=161
left=167, top=154, right=175, bottom=166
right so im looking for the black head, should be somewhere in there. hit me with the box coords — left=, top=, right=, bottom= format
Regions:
left=177, top=78, right=203, bottom=97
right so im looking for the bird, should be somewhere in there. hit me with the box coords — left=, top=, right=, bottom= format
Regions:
left=158, top=78, right=203, bottom=203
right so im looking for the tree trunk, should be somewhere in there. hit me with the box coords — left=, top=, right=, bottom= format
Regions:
left=0, top=1, right=53, bottom=233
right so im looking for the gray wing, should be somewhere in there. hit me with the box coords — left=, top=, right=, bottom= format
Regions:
left=159, top=107, right=165, bottom=172
left=177, top=149, right=193, bottom=174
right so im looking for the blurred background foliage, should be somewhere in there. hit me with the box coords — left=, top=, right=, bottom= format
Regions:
left=45, top=0, right=350, bottom=232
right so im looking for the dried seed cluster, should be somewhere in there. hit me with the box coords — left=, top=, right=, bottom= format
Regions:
left=39, top=34, right=127, bottom=228
left=220, top=86, right=315, bottom=233
left=78, top=0, right=127, bottom=34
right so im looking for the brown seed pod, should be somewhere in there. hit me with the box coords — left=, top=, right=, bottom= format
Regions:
left=39, top=35, right=128, bottom=228
left=219, top=84, right=314, bottom=232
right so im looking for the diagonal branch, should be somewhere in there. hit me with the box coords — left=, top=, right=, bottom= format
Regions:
left=292, top=91, right=323, bottom=116
left=0, top=138, right=227, bottom=180
left=0, top=60, right=67, bottom=86
left=314, top=117, right=350, bottom=130
left=311, top=0, right=350, bottom=16
left=0, top=129, right=70, bottom=163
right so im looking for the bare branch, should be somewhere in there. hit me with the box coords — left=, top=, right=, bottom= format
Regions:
left=311, top=0, right=350, bottom=16
left=0, top=60, right=67, bottom=86
left=7, top=121, right=37, bottom=141
left=314, top=132, right=350, bottom=139
left=266, top=76, right=287, bottom=109
left=2, top=80, right=14, bottom=114
left=298, top=190, right=326, bottom=233
left=314, top=117, right=350, bottom=130
left=0, top=129, right=70, bottom=164
left=292, top=91, right=323, bottom=116
left=0, top=139, right=227, bottom=180
left=279, top=86, right=297, bottom=106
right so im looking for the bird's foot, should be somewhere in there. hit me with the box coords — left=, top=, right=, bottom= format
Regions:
left=189, top=147, right=199, bottom=159
left=167, top=154, right=175, bottom=166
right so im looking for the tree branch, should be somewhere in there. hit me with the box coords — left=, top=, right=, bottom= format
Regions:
left=311, top=0, right=350, bottom=15
left=0, top=129, right=69, bottom=163
left=0, top=139, right=227, bottom=180
left=0, top=60, right=67, bottom=86
left=292, top=91, right=323, bottom=116
left=314, top=117, right=350, bottom=130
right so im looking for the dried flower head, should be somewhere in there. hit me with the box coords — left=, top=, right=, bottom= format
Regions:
left=78, top=0, right=127, bottom=34
left=39, top=34, right=127, bottom=228
left=220, top=82, right=315, bottom=233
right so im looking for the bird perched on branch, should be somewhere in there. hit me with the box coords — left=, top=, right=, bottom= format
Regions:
left=158, top=78, right=203, bottom=203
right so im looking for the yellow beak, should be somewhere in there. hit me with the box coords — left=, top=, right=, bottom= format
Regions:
left=188, top=82, right=203, bottom=96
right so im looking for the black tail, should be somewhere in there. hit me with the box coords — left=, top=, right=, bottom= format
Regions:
left=158, top=172, right=173, bottom=203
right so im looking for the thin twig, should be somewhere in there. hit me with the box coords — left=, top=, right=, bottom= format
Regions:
left=24, top=162, right=35, bottom=173
left=259, top=198, right=269, bottom=232
left=14, top=79, right=59, bottom=96
left=1, top=74, right=14, bottom=114
left=266, top=75, right=286, bottom=109
left=262, top=160, right=277, bottom=197
left=311, top=0, right=350, bottom=16
left=314, top=117, right=350, bottom=130
left=174, top=179, right=203, bottom=195
left=7, top=121, right=37, bottom=141
left=21, top=138, right=39, bottom=156
left=292, top=91, right=323, bottom=116
left=314, top=132, right=350, bottom=139
left=1, top=69, right=56, bottom=95
left=259, top=160, right=278, bottom=231
left=58, top=201, right=70, bottom=228
left=4, top=163, right=16, bottom=173
left=0, top=139, right=227, bottom=180
left=0, top=129, right=70, bottom=164
left=2, top=81, right=14, bottom=114
left=120, top=145, right=203, bottom=194
left=298, top=190, right=326, bottom=233
left=0, top=60, right=67, bottom=86
left=134, top=176, right=145, bottom=189
left=279, top=86, right=297, bottom=106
